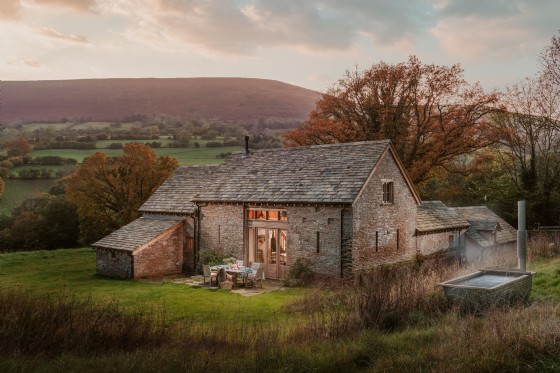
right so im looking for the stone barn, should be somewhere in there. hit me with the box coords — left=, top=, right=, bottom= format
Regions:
left=93, top=140, right=516, bottom=279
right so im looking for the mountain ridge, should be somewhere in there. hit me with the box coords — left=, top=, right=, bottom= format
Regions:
left=1, top=77, right=321, bottom=125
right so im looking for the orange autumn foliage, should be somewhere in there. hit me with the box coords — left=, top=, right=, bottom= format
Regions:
left=284, top=56, right=500, bottom=184
left=66, top=143, right=178, bottom=238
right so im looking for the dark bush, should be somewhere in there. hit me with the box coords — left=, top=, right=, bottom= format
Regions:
left=107, top=142, right=124, bottom=149
left=205, top=141, right=223, bottom=148
left=283, top=258, right=315, bottom=287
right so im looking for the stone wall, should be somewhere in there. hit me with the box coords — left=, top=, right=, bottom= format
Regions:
left=416, top=230, right=459, bottom=257
left=96, top=249, right=132, bottom=279
left=199, top=204, right=245, bottom=260
left=352, top=150, right=418, bottom=271
left=133, top=223, right=184, bottom=278
left=287, top=205, right=343, bottom=276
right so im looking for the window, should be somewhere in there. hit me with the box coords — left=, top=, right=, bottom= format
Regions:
left=382, top=181, right=394, bottom=204
left=247, top=209, right=288, bottom=221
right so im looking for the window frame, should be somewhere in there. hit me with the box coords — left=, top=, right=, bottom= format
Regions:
left=382, top=180, right=394, bottom=204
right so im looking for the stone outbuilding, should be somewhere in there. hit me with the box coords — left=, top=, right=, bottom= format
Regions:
left=452, top=206, right=517, bottom=263
left=93, top=140, right=517, bottom=279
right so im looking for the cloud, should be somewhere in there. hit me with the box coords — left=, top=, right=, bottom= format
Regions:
left=431, top=0, right=560, bottom=61
left=7, top=57, right=43, bottom=68
left=0, top=1, right=22, bottom=20
left=112, top=0, right=429, bottom=55
left=39, top=27, right=90, bottom=43
left=0, top=0, right=97, bottom=21
left=33, top=0, right=98, bottom=13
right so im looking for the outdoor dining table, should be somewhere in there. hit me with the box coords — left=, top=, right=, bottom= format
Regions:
left=211, top=265, right=253, bottom=288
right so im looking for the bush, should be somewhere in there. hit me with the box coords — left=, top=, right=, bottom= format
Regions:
left=283, top=258, right=315, bottom=287
left=0, top=160, right=13, bottom=169
left=7, top=157, right=23, bottom=167
left=205, top=141, right=223, bottom=148
left=107, top=142, right=124, bottom=149
left=223, top=139, right=242, bottom=146
left=31, top=156, right=77, bottom=165
left=216, top=152, right=232, bottom=159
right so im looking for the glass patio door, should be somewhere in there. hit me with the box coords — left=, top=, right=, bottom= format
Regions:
left=248, top=228, right=287, bottom=279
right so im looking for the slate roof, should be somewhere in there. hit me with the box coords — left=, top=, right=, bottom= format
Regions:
left=139, top=165, right=219, bottom=214
left=92, top=216, right=183, bottom=252
left=416, top=201, right=470, bottom=234
left=140, top=140, right=406, bottom=213
left=452, top=206, right=517, bottom=247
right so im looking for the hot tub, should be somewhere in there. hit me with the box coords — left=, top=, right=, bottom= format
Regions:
left=439, top=268, right=535, bottom=311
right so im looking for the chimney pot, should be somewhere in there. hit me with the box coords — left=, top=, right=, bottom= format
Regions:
left=244, top=136, right=250, bottom=156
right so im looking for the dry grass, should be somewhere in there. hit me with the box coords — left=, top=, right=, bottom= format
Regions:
left=1, top=246, right=559, bottom=371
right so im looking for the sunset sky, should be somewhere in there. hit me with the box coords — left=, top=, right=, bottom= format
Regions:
left=1, top=0, right=558, bottom=92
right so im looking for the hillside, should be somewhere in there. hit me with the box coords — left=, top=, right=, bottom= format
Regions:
left=0, top=78, right=321, bottom=125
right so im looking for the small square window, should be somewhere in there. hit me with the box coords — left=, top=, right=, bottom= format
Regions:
left=382, top=181, right=394, bottom=204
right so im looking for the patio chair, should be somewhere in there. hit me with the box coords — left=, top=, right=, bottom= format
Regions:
left=246, top=267, right=263, bottom=289
left=218, top=267, right=233, bottom=284
left=203, top=265, right=218, bottom=286
left=251, top=263, right=265, bottom=280
left=236, top=259, right=244, bottom=268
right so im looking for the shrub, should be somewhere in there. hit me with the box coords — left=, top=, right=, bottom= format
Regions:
left=216, top=152, right=232, bottom=159
left=205, top=141, right=223, bottom=148
left=0, top=160, right=13, bottom=169
left=7, top=157, right=23, bottom=167
left=223, top=139, right=242, bottom=146
left=283, top=258, right=315, bottom=287
left=107, top=142, right=124, bottom=149
left=31, top=156, right=77, bottom=165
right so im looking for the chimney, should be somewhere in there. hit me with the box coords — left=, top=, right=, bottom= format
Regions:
left=244, top=135, right=250, bottom=156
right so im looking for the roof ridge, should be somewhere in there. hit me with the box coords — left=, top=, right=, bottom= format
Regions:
left=227, top=139, right=391, bottom=156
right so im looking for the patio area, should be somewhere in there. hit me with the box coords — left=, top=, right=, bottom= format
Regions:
left=158, top=274, right=285, bottom=297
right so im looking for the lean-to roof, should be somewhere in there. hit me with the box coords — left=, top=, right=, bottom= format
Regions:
left=92, top=216, right=183, bottom=252
left=416, top=201, right=470, bottom=234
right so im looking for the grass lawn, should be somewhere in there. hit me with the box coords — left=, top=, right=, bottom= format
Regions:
left=526, top=257, right=560, bottom=301
left=0, top=248, right=302, bottom=324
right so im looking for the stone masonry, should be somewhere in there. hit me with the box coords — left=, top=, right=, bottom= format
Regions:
left=198, top=204, right=245, bottom=260
left=96, top=249, right=132, bottom=279
left=352, top=151, right=418, bottom=271
left=287, top=205, right=343, bottom=276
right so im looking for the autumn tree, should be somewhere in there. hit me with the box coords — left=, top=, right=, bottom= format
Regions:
left=2, top=138, right=32, bottom=157
left=66, top=143, right=178, bottom=244
left=283, top=56, right=499, bottom=184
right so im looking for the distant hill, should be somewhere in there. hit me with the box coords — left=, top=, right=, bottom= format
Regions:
left=0, top=78, right=321, bottom=125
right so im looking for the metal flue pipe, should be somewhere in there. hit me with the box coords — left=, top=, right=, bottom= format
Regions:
left=517, top=200, right=527, bottom=271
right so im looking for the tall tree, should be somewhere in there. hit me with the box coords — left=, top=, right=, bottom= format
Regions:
left=540, top=31, right=560, bottom=87
left=283, top=56, right=499, bottom=183
left=66, top=143, right=178, bottom=243
left=493, top=33, right=560, bottom=226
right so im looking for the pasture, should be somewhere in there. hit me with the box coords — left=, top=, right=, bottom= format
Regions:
left=0, top=179, right=55, bottom=215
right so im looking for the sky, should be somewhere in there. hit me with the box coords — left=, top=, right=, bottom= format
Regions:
left=0, top=0, right=559, bottom=92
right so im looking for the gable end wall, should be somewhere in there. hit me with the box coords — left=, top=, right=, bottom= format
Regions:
left=133, top=224, right=184, bottom=279
left=352, top=151, right=418, bottom=271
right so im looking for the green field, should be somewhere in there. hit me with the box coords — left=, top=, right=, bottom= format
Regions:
left=31, top=146, right=240, bottom=165
left=0, top=179, right=55, bottom=215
